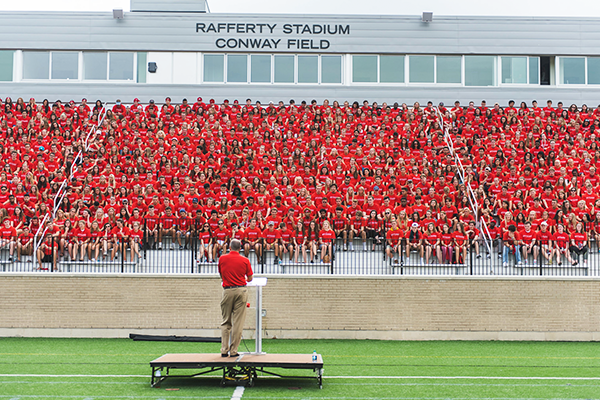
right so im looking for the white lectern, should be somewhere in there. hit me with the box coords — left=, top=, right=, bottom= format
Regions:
left=246, top=277, right=267, bottom=354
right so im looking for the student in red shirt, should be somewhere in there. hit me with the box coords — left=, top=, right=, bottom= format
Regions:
left=365, top=210, right=382, bottom=251
left=569, top=222, right=589, bottom=266
left=502, top=225, right=522, bottom=267
left=111, top=219, right=130, bottom=262
left=72, top=219, right=90, bottom=262
left=439, top=224, right=454, bottom=264
left=279, top=222, right=295, bottom=263
left=16, top=225, right=33, bottom=263
left=293, top=219, right=307, bottom=264
left=197, top=222, right=213, bottom=263
left=212, top=220, right=231, bottom=262
left=0, top=217, right=17, bottom=261
left=159, top=207, right=177, bottom=250
left=405, top=222, right=423, bottom=265
left=319, top=220, right=335, bottom=263
left=88, top=220, right=103, bottom=262
left=552, top=223, right=576, bottom=266
left=306, top=220, right=320, bottom=264
left=385, top=220, right=403, bottom=264
left=453, top=223, right=468, bottom=265
left=535, top=221, right=553, bottom=264
left=520, top=221, right=537, bottom=265
left=129, top=220, right=144, bottom=263
left=242, top=218, right=263, bottom=263
left=349, top=211, right=367, bottom=252
left=423, top=222, right=441, bottom=265
left=263, top=221, right=281, bottom=264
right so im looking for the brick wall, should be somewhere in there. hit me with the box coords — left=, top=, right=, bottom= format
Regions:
left=1, top=274, right=599, bottom=340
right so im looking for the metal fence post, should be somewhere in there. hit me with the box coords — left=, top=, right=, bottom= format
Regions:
left=121, top=238, right=125, bottom=273
left=330, top=239, right=334, bottom=275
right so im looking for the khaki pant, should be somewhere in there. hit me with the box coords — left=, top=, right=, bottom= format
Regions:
left=220, top=287, right=248, bottom=355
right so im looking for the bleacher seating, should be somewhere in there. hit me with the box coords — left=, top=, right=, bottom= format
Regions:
left=1, top=96, right=600, bottom=274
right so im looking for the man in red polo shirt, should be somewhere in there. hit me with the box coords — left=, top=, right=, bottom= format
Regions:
left=218, top=239, right=253, bottom=358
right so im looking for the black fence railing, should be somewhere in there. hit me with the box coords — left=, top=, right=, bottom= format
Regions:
left=0, top=226, right=598, bottom=277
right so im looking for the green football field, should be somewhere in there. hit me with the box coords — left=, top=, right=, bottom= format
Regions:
left=0, top=337, right=599, bottom=399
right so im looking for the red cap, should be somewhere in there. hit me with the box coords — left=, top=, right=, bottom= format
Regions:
left=133, top=98, right=140, bottom=102
left=197, top=97, right=202, bottom=102
left=210, top=99, right=215, bottom=103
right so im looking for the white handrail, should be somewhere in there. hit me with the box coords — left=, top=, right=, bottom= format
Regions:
left=434, top=107, right=492, bottom=254
left=33, top=106, right=109, bottom=269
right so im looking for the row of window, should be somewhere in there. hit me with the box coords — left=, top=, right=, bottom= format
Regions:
left=1, top=51, right=600, bottom=86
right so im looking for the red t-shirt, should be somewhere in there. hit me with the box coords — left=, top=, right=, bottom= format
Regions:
left=553, top=232, right=570, bottom=249
left=218, top=251, right=253, bottom=287
left=319, top=229, right=335, bottom=241
left=0, top=225, right=17, bottom=239
left=263, top=228, right=281, bottom=244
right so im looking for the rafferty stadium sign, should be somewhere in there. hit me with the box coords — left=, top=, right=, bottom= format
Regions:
left=195, top=23, right=351, bottom=50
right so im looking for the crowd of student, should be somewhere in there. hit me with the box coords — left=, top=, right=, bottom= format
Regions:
left=0, top=95, right=600, bottom=268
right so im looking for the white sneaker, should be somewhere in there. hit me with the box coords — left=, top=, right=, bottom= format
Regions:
left=170, top=243, right=175, bottom=250
left=158, top=243, right=163, bottom=250
left=349, top=244, right=354, bottom=252
left=420, top=258, right=424, bottom=265
left=363, top=244, right=367, bottom=251
left=503, top=262, right=508, bottom=267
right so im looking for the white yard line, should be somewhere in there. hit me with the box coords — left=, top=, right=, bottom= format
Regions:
left=231, top=385, right=245, bottom=400
left=2, top=373, right=600, bottom=381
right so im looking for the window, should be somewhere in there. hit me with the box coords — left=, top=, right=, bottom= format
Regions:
left=109, top=52, right=134, bottom=80
left=587, top=57, right=600, bottom=85
left=409, top=55, right=434, bottom=83
left=298, top=55, right=318, bottom=83
left=436, top=56, right=461, bottom=84
left=227, top=54, right=247, bottom=83
left=465, top=56, right=496, bottom=86
left=559, top=57, right=585, bottom=84
left=274, top=55, right=294, bottom=83
left=204, top=54, right=224, bottom=82
left=83, top=52, right=107, bottom=80
left=0, top=51, right=13, bottom=82
left=380, top=55, right=404, bottom=83
left=51, top=52, right=78, bottom=79
left=137, top=52, right=147, bottom=83
left=23, top=52, right=49, bottom=79
left=352, top=55, right=377, bottom=83
left=529, top=57, right=539, bottom=84
left=251, top=55, right=271, bottom=83
left=501, top=57, right=527, bottom=84
left=321, top=55, right=341, bottom=83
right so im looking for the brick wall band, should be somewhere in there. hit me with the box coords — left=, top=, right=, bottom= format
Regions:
left=1, top=275, right=599, bottom=341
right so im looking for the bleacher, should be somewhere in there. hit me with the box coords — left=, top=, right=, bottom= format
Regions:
left=1, top=96, right=600, bottom=276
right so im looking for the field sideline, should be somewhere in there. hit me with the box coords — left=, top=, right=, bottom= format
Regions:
left=0, top=338, right=599, bottom=399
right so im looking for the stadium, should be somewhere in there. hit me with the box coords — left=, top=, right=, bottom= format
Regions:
left=1, top=0, right=600, bottom=398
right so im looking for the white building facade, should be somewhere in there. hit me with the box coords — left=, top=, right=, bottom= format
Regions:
left=1, top=0, right=600, bottom=105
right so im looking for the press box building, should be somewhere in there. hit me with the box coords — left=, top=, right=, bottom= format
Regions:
left=1, top=0, right=600, bottom=105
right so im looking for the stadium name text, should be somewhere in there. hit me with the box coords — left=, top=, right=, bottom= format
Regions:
left=195, top=23, right=351, bottom=50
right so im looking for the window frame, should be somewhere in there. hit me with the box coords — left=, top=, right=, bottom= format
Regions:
left=557, top=56, right=588, bottom=86
left=499, top=56, right=540, bottom=86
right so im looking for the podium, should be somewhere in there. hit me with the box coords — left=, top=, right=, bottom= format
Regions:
left=246, top=276, right=267, bottom=354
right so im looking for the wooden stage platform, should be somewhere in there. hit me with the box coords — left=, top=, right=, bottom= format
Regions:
left=150, top=353, right=324, bottom=388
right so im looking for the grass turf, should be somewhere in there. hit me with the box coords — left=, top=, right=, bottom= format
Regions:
left=0, top=338, right=599, bottom=399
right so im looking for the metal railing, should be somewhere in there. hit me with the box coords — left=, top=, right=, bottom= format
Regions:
left=31, top=106, right=109, bottom=269
left=434, top=106, right=493, bottom=254
left=2, top=229, right=598, bottom=277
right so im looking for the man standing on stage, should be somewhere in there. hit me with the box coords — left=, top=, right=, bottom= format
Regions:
left=218, top=239, right=253, bottom=357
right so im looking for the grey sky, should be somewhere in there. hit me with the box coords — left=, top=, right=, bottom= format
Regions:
left=0, top=0, right=599, bottom=17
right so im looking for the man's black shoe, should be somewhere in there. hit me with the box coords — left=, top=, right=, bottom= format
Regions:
left=221, top=353, right=228, bottom=357
left=230, top=353, right=239, bottom=358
